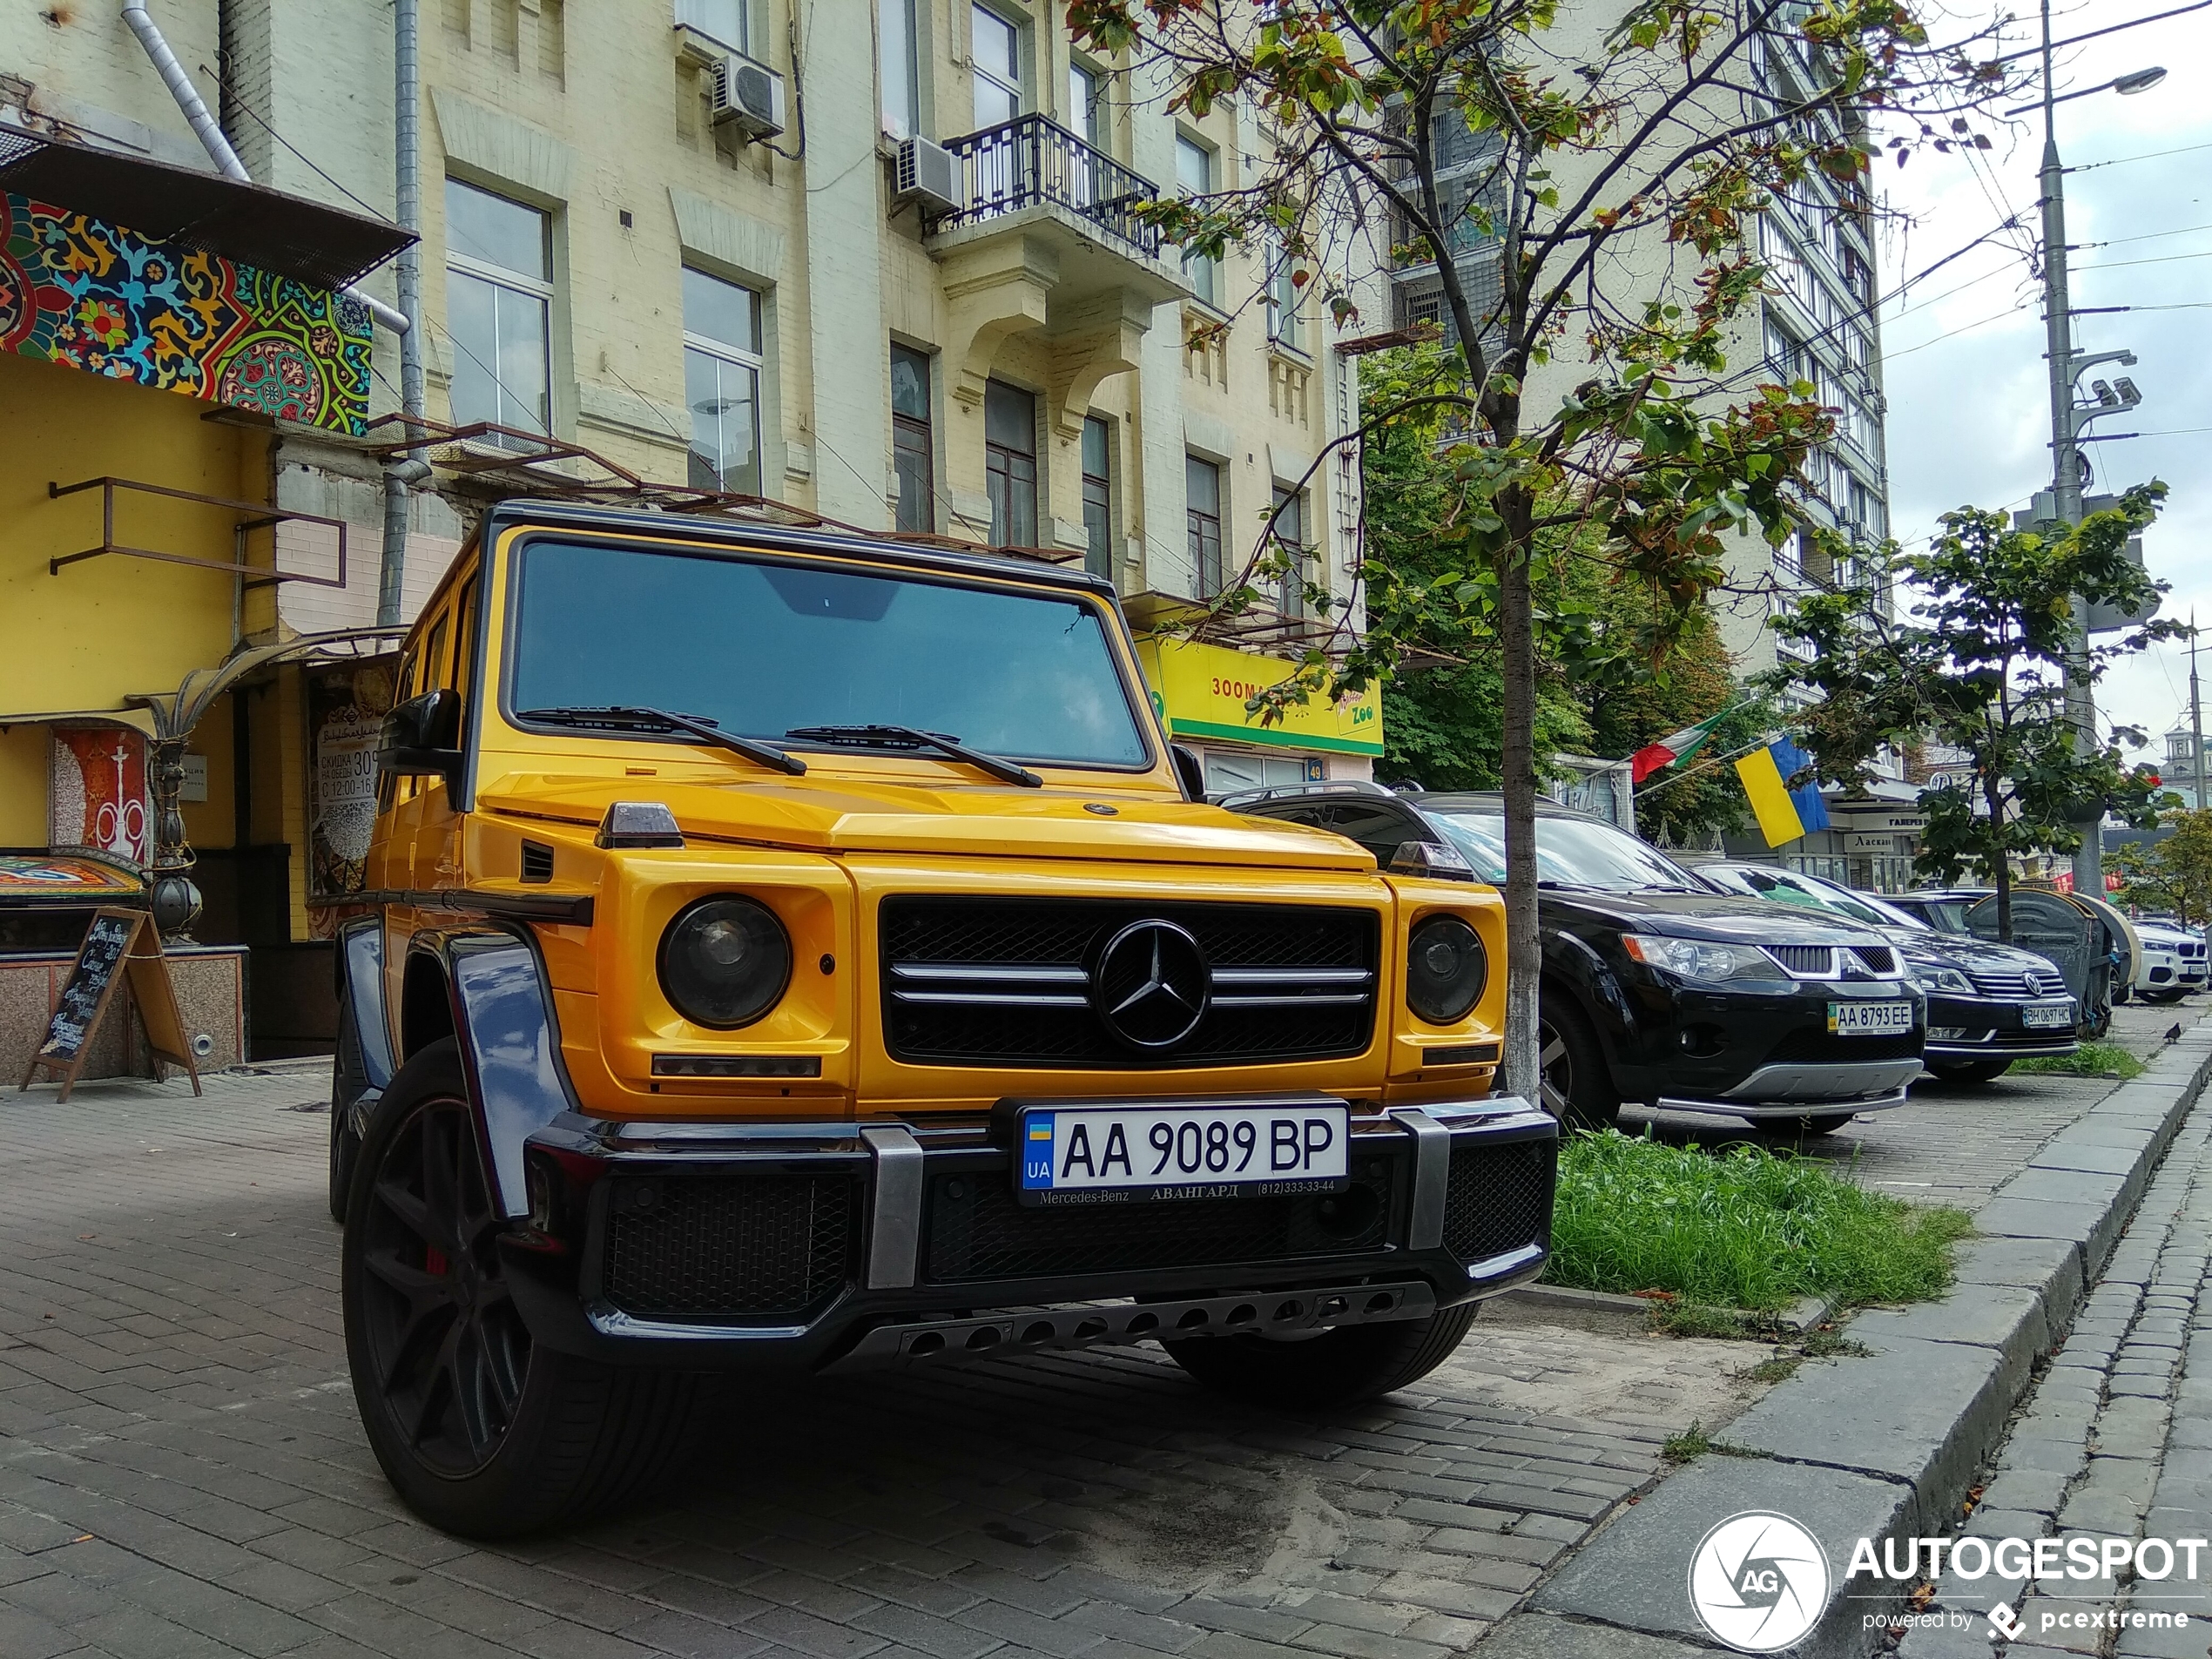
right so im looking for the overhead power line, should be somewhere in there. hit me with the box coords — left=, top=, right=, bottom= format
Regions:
left=2069, top=140, right=2212, bottom=174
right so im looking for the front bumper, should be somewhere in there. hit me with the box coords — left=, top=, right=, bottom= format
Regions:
left=497, top=1096, right=1555, bottom=1372
left=1611, top=978, right=1924, bottom=1117
left=1925, top=992, right=2080, bottom=1061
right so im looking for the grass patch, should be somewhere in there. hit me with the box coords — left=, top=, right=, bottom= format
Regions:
left=1547, top=1129, right=1973, bottom=1313
left=2013, top=1041, right=2144, bottom=1080
left=1662, top=1422, right=1713, bottom=1462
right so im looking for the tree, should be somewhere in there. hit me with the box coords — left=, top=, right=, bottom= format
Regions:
left=2113, top=812, right=2212, bottom=929
left=1069, top=0, right=2000, bottom=1097
left=1761, top=489, right=2179, bottom=941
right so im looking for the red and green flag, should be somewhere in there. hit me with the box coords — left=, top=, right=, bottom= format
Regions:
left=1630, top=709, right=1731, bottom=785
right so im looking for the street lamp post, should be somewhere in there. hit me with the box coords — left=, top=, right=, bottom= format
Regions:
left=2031, top=0, right=2165, bottom=895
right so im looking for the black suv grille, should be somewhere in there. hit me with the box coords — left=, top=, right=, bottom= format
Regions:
left=922, top=1154, right=1396, bottom=1282
left=881, top=897, right=1380, bottom=1068
left=1440, top=1137, right=1555, bottom=1264
left=603, top=1170, right=856, bottom=1320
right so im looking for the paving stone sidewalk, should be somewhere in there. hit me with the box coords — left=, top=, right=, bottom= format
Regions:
left=0, top=1064, right=1755, bottom=1659
left=1895, top=1045, right=2212, bottom=1659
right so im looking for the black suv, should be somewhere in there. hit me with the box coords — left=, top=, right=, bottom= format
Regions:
left=1226, top=786, right=1924, bottom=1136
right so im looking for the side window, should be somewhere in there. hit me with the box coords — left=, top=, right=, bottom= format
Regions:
left=423, top=613, right=452, bottom=698
left=451, top=576, right=480, bottom=704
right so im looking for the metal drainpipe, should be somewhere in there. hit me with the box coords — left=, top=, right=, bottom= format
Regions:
left=381, top=0, right=429, bottom=629
left=119, top=0, right=410, bottom=335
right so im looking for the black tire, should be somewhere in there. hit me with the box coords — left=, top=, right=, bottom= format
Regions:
left=343, top=1039, right=698, bottom=1537
left=1163, top=1304, right=1479, bottom=1409
left=1749, top=1113, right=1855, bottom=1140
left=1537, top=1000, right=1622, bottom=1132
left=1928, top=1058, right=2012, bottom=1085
left=2146, top=988, right=2185, bottom=1005
left=2113, top=984, right=2131, bottom=1005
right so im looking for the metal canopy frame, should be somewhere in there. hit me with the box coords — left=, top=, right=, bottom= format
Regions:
left=46, top=476, right=347, bottom=589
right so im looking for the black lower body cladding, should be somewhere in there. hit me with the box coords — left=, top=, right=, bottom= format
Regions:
left=1600, top=980, right=1925, bottom=1111
left=498, top=1098, right=1556, bottom=1372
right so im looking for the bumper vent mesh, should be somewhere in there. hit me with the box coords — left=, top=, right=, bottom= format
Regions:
left=922, top=1155, right=1396, bottom=1282
left=602, top=1170, right=856, bottom=1320
left=1440, top=1137, right=1555, bottom=1264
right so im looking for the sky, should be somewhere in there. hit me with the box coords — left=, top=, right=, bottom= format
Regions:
left=1873, top=0, right=2212, bottom=765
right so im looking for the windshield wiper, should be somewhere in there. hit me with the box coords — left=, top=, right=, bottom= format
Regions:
left=519, top=706, right=806, bottom=776
left=784, top=724, right=1042, bottom=788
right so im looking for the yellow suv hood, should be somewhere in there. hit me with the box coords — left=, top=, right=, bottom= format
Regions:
left=478, top=775, right=1379, bottom=873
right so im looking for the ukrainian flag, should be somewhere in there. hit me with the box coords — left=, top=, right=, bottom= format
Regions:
left=1735, top=738, right=1831, bottom=847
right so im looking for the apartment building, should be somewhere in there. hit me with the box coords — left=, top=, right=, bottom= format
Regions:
left=0, top=0, right=1384, bottom=1051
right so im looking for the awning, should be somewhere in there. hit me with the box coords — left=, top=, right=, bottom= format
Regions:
left=0, top=705, right=158, bottom=737
left=0, top=128, right=413, bottom=292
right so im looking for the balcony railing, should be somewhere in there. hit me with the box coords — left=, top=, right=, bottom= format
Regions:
left=936, top=114, right=1163, bottom=260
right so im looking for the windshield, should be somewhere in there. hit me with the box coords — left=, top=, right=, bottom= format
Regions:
left=507, top=538, right=1150, bottom=767
left=1709, top=866, right=1925, bottom=929
left=1423, top=808, right=1705, bottom=893
left=1905, top=897, right=1977, bottom=934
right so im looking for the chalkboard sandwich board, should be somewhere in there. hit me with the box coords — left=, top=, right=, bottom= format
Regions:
left=20, top=907, right=204, bottom=1103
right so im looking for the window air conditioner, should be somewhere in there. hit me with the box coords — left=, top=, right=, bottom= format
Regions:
left=710, top=54, right=786, bottom=140
left=894, top=137, right=961, bottom=218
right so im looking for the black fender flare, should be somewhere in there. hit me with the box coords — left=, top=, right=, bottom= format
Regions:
left=342, top=920, right=583, bottom=1221
left=333, top=915, right=397, bottom=1146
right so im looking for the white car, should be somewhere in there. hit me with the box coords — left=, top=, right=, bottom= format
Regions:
left=2131, top=920, right=2207, bottom=1003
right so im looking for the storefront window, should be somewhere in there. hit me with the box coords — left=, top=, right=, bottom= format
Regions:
left=1203, top=751, right=1312, bottom=795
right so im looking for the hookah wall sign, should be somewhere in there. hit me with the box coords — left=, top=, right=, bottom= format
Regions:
left=50, top=726, right=151, bottom=866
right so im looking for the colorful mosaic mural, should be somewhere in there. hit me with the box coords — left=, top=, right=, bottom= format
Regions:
left=0, top=191, right=373, bottom=435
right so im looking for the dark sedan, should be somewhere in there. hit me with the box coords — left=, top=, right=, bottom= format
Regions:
left=1695, top=863, right=2078, bottom=1084
left=1224, top=785, right=1924, bottom=1136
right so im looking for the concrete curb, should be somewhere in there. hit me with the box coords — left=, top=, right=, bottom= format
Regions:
left=1501, top=1282, right=1838, bottom=1334
left=1497, top=1026, right=2212, bottom=1658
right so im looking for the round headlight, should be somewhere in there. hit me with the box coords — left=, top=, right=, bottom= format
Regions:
left=1406, top=914, right=1487, bottom=1024
left=658, top=897, right=792, bottom=1028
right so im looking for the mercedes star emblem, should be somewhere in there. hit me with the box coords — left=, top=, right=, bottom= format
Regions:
left=1094, top=919, right=1211, bottom=1049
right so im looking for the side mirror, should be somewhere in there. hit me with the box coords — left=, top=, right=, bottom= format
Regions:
left=1170, top=742, right=1207, bottom=803
left=379, top=689, right=463, bottom=787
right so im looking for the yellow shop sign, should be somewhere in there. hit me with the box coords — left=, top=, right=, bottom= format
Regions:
left=1136, top=638, right=1384, bottom=756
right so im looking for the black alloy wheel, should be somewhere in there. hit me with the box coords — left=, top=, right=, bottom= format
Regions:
left=343, top=1039, right=698, bottom=1536
left=353, top=1075, right=529, bottom=1477
left=1536, top=1002, right=1621, bottom=1132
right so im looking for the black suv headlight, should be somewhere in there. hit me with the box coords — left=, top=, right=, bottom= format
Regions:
left=1406, top=915, right=1487, bottom=1024
left=658, top=897, right=792, bottom=1028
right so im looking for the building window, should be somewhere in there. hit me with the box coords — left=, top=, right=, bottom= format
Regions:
left=675, top=0, right=748, bottom=52
left=683, top=266, right=763, bottom=496
left=1081, top=415, right=1112, bottom=579
left=1271, top=484, right=1306, bottom=618
left=1176, top=135, right=1217, bottom=307
left=1187, top=454, right=1223, bottom=598
left=1069, top=59, right=1104, bottom=150
left=891, top=344, right=934, bottom=534
left=445, top=178, right=552, bottom=443
left=984, top=379, right=1037, bottom=548
left=880, top=0, right=918, bottom=137
left=1264, top=236, right=1301, bottom=353
left=972, top=4, right=1022, bottom=128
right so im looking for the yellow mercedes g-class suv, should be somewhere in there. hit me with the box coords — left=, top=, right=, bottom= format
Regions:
left=331, top=499, right=1553, bottom=1536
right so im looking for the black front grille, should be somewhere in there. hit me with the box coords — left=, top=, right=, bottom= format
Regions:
left=1441, top=1137, right=1554, bottom=1264
left=882, top=897, right=1379, bottom=1068
left=1850, top=945, right=1897, bottom=975
left=1769, top=945, right=1834, bottom=975
left=603, top=1170, right=856, bottom=1320
left=1765, top=1028, right=1922, bottom=1063
left=922, top=1155, right=1396, bottom=1282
